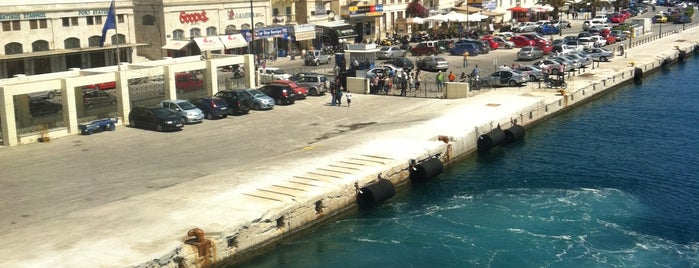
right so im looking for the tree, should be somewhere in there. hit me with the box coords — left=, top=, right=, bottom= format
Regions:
left=538, top=0, right=568, bottom=20
left=406, top=0, right=429, bottom=18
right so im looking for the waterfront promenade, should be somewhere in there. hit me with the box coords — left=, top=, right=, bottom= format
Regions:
left=1, top=27, right=697, bottom=267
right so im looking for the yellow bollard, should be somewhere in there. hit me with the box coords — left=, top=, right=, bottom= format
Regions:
left=558, top=89, right=566, bottom=96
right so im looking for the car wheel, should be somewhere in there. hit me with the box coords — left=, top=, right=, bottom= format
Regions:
left=315, top=60, right=320, bottom=66
left=561, top=82, right=568, bottom=89
left=310, top=88, right=318, bottom=96
left=156, top=124, right=164, bottom=132
left=130, top=120, right=137, bottom=128
left=600, top=56, right=607, bottom=62
left=47, top=91, right=56, bottom=99
left=182, top=117, right=188, bottom=124
left=222, top=114, right=228, bottom=119
left=508, top=80, right=517, bottom=87
left=254, top=103, right=261, bottom=110
left=530, top=75, right=537, bottom=82
left=206, top=113, right=214, bottom=120
left=108, top=124, right=116, bottom=131
left=275, top=98, right=282, bottom=105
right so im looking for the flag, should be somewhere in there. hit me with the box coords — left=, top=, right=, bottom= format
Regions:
left=99, top=0, right=116, bottom=47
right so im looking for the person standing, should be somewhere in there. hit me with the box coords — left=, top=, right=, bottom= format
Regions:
left=415, top=70, right=422, bottom=91
left=436, top=71, right=445, bottom=91
left=448, top=71, right=456, bottom=82
left=336, top=84, right=343, bottom=106
left=409, top=72, right=415, bottom=91
left=400, top=74, right=408, bottom=96
left=463, top=51, right=469, bottom=68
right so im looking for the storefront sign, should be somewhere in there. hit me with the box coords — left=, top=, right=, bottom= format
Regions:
left=347, top=4, right=384, bottom=18
left=227, top=10, right=263, bottom=20
left=0, top=12, right=46, bottom=20
left=254, top=27, right=289, bottom=39
left=180, top=11, right=209, bottom=24
left=78, top=9, right=109, bottom=16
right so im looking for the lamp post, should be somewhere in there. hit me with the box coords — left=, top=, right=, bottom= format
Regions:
left=249, top=0, right=255, bottom=56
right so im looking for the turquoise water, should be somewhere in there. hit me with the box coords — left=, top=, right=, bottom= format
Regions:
left=235, top=54, right=699, bottom=267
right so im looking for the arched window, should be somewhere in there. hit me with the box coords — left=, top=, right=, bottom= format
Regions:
left=172, top=29, right=184, bottom=40
left=142, top=15, right=156, bottom=26
left=190, top=28, right=201, bottom=38
left=240, top=23, right=251, bottom=30
left=225, top=25, right=236, bottom=34
left=110, top=34, right=126, bottom=45
left=88, top=36, right=102, bottom=47
left=64, top=37, right=81, bottom=49
left=32, top=40, right=50, bottom=52
left=206, top=26, right=217, bottom=36
left=4, top=42, right=23, bottom=55
left=255, top=22, right=264, bottom=28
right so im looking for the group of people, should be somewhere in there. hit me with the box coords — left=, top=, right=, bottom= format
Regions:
left=330, top=78, right=352, bottom=107
left=369, top=69, right=423, bottom=96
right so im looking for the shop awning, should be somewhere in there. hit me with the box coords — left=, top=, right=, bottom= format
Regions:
left=161, top=40, right=191, bottom=50
left=294, top=31, right=316, bottom=41
left=193, top=37, right=225, bottom=51
left=219, top=34, right=248, bottom=49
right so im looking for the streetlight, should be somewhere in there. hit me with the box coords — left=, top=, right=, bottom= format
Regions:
left=249, top=0, right=255, bottom=56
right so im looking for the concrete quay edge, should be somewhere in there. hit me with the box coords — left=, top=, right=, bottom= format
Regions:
left=1, top=28, right=698, bottom=268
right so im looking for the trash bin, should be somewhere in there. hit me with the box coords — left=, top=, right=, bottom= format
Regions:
left=278, top=49, right=287, bottom=57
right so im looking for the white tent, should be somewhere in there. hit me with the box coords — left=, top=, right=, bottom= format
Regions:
left=443, top=11, right=470, bottom=22
left=424, top=14, right=448, bottom=22
left=406, top=17, right=426, bottom=24
left=467, top=13, right=489, bottom=22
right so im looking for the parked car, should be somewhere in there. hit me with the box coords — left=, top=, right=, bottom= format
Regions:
left=27, top=90, right=61, bottom=99
left=486, top=36, right=515, bottom=49
left=383, top=57, right=414, bottom=72
left=377, top=46, right=407, bottom=59
left=510, top=36, right=535, bottom=47
left=589, top=35, right=608, bottom=47
left=562, top=53, right=592, bottom=68
left=258, top=84, right=296, bottom=105
left=294, top=73, right=329, bottom=96
left=258, top=67, right=291, bottom=84
left=416, top=56, right=449, bottom=72
left=213, top=89, right=253, bottom=115
left=514, top=22, right=539, bottom=32
left=674, top=15, right=692, bottom=24
left=174, top=72, right=204, bottom=92
left=128, top=106, right=183, bottom=132
left=29, top=99, right=62, bottom=117
left=189, top=97, right=229, bottom=119
left=289, top=72, right=320, bottom=83
left=449, top=43, right=481, bottom=56
left=242, top=88, right=275, bottom=110
left=481, top=70, right=529, bottom=87
left=84, top=81, right=116, bottom=91
left=610, top=30, right=628, bottom=41
left=304, top=50, right=332, bottom=66
left=583, top=47, right=615, bottom=62
left=479, top=37, right=500, bottom=50
left=410, top=41, right=441, bottom=56
left=367, top=64, right=404, bottom=78
left=583, top=19, right=608, bottom=31
left=516, top=65, right=544, bottom=81
left=532, top=59, right=563, bottom=74
left=271, top=80, right=308, bottom=100
left=610, top=14, right=627, bottom=23
left=578, top=37, right=595, bottom=49
left=537, top=24, right=561, bottom=35
left=82, top=90, right=117, bottom=109
left=160, top=99, right=205, bottom=124
left=550, top=19, right=572, bottom=29
left=550, top=57, right=578, bottom=71
left=517, top=46, right=545, bottom=61
left=653, top=14, right=668, bottom=23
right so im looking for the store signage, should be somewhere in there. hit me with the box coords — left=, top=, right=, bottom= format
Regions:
left=347, top=4, right=384, bottom=18
left=227, top=10, right=263, bottom=20
left=180, top=11, right=209, bottom=24
left=254, top=27, right=289, bottom=39
left=0, top=12, right=46, bottom=20
left=78, top=9, right=109, bottom=16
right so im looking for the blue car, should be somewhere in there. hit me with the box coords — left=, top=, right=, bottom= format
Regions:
left=449, top=43, right=480, bottom=56
left=537, top=24, right=560, bottom=35
left=189, top=97, right=229, bottom=120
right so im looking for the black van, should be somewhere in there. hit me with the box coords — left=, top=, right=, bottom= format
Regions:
left=214, top=90, right=252, bottom=115
left=257, top=84, right=296, bottom=105
left=128, top=107, right=183, bottom=132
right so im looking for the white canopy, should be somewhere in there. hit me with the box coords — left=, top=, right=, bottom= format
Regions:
left=443, top=11, right=470, bottom=22
left=406, top=17, right=426, bottom=24
left=468, top=13, right=489, bottom=21
left=424, top=14, right=448, bottom=22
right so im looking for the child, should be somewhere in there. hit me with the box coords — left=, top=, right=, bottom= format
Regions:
left=346, top=92, right=352, bottom=107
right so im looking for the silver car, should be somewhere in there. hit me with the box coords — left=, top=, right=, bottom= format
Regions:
left=583, top=47, right=615, bottom=62
left=377, top=46, right=407, bottom=59
left=243, top=88, right=275, bottom=110
left=160, top=99, right=204, bottom=124
left=551, top=56, right=578, bottom=71
left=517, top=46, right=544, bottom=61
left=482, top=70, right=529, bottom=87
left=516, top=65, right=544, bottom=81
left=416, top=56, right=449, bottom=72
left=565, top=53, right=593, bottom=67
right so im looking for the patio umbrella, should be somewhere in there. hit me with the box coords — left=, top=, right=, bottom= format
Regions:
left=467, top=13, right=488, bottom=21
left=507, top=5, right=529, bottom=12
left=407, top=17, right=426, bottom=24
left=424, top=13, right=448, bottom=22
left=444, top=11, right=470, bottom=22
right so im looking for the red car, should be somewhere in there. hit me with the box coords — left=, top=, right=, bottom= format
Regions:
left=510, top=36, right=535, bottom=48
left=480, top=37, right=500, bottom=50
left=270, top=80, right=308, bottom=100
left=598, top=28, right=611, bottom=38
left=538, top=43, right=554, bottom=55
left=610, top=14, right=626, bottom=23
left=619, top=10, right=632, bottom=19
left=605, top=35, right=617, bottom=45
left=85, top=81, right=116, bottom=91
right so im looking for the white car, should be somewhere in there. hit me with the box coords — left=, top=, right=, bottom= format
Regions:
left=366, top=64, right=404, bottom=78
left=377, top=46, right=407, bottom=59
left=577, top=37, right=595, bottom=49
left=495, top=32, right=515, bottom=39
left=583, top=19, right=609, bottom=31
left=258, top=67, right=291, bottom=84
left=589, top=35, right=607, bottom=47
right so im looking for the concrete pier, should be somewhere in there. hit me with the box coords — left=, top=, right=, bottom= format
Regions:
left=0, top=27, right=697, bottom=267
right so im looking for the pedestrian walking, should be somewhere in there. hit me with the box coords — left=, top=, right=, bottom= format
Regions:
left=336, top=85, right=343, bottom=106
left=346, top=92, right=352, bottom=107
left=400, top=75, right=408, bottom=96
left=415, top=70, right=422, bottom=91
left=448, top=71, right=456, bottom=82
left=409, top=72, right=415, bottom=90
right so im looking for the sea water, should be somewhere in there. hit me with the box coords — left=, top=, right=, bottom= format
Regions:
left=235, top=54, right=699, bottom=267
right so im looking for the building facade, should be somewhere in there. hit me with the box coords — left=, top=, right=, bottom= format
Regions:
left=0, top=0, right=142, bottom=79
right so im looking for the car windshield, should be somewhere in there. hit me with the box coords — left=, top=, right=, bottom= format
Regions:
left=380, top=47, right=389, bottom=51
left=178, top=102, right=197, bottom=110
left=248, top=89, right=266, bottom=97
